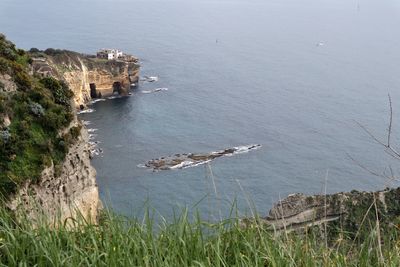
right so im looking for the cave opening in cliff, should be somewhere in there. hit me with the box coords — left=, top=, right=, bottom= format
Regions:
left=113, top=82, right=122, bottom=94
left=90, top=83, right=97, bottom=98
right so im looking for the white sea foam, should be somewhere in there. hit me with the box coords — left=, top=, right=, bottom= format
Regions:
left=88, top=134, right=97, bottom=140
left=233, top=144, right=261, bottom=154
left=141, top=76, right=159, bottom=83
left=169, top=160, right=211, bottom=170
left=77, top=108, right=95, bottom=114
left=141, top=88, right=168, bottom=94
left=89, top=99, right=106, bottom=104
left=182, top=159, right=212, bottom=169
left=155, top=87, right=168, bottom=92
left=107, top=95, right=133, bottom=100
left=87, top=128, right=98, bottom=133
left=170, top=160, right=195, bottom=169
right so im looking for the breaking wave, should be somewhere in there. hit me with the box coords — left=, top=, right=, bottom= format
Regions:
left=77, top=108, right=95, bottom=114
left=141, top=88, right=168, bottom=94
left=89, top=99, right=106, bottom=105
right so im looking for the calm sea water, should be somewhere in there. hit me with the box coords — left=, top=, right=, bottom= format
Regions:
left=1, top=0, right=400, bottom=218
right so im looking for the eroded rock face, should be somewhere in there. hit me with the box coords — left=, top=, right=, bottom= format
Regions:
left=261, top=188, right=400, bottom=233
left=0, top=73, right=17, bottom=92
left=8, top=121, right=101, bottom=225
left=31, top=51, right=140, bottom=107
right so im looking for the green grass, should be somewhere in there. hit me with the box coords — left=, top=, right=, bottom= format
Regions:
left=0, top=204, right=400, bottom=266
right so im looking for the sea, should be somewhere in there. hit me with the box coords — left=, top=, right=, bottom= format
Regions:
left=1, top=0, right=400, bottom=219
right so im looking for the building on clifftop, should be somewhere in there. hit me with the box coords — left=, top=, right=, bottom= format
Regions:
left=96, top=49, right=123, bottom=60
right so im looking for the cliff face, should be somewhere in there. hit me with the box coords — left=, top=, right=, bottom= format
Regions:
left=8, top=118, right=101, bottom=224
left=31, top=51, right=140, bottom=107
left=259, top=188, right=400, bottom=236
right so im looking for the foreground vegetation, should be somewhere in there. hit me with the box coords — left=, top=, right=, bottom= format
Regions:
left=0, top=204, right=398, bottom=267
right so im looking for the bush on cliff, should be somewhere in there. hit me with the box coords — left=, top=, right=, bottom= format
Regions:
left=0, top=35, right=75, bottom=196
left=39, top=77, right=74, bottom=108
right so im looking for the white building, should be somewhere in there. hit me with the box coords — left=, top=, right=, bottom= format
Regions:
left=97, top=49, right=123, bottom=60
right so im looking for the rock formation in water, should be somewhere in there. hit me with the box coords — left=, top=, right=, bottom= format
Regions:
left=30, top=50, right=140, bottom=107
left=143, top=144, right=262, bottom=171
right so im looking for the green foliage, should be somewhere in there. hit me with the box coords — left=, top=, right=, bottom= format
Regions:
left=69, top=125, right=82, bottom=141
left=44, top=48, right=69, bottom=56
left=14, top=71, right=32, bottom=91
left=0, top=34, right=17, bottom=61
left=29, top=48, right=41, bottom=53
left=0, top=58, right=7, bottom=73
left=0, top=34, right=76, bottom=196
left=40, top=77, right=73, bottom=108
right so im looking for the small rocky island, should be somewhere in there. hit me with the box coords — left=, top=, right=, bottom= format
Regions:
left=143, top=144, right=261, bottom=171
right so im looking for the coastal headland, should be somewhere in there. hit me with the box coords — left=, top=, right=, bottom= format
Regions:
left=30, top=48, right=140, bottom=108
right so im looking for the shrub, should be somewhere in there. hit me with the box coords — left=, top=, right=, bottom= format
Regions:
left=17, top=49, right=25, bottom=56
left=0, top=129, right=10, bottom=143
left=29, top=47, right=41, bottom=53
left=0, top=47, right=17, bottom=61
left=0, top=98, right=5, bottom=113
left=29, top=102, right=45, bottom=117
left=40, top=77, right=73, bottom=108
left=0, top=35, right=17, bottom=61
left=69, top=125, right=82, bottom=141
left=44, top=48, right=66, bottom=56
left=14, top=71, right=32, bottom=91
left=0, top=57, right=8, bottom=73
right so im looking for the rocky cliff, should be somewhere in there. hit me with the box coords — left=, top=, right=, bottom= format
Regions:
left=258, top=187, right=400, bottom=239
left=31, top=50, right=140, bottom=107
left=8, top=117, right=101, bottom=225
left=0, top=35, right=102, bottom=224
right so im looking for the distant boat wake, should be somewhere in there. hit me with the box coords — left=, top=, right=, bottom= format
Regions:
left=140, top=144, right=261, bottom=171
